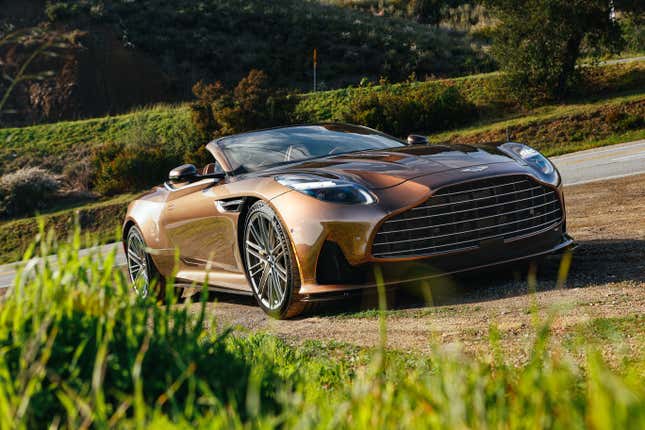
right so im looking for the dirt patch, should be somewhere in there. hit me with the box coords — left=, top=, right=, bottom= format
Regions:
left=195, top=174, right=645, bottom=362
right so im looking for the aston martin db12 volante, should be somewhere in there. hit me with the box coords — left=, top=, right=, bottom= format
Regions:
left=123, top=124, right=574, bottom=318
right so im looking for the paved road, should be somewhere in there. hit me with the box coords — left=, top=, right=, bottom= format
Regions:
left=553, top=140, right=645, bottom=186
left=0, top=140, right=643, bottom=290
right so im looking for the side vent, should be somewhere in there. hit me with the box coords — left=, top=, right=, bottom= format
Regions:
left=215, top=198, right=245, bottom=213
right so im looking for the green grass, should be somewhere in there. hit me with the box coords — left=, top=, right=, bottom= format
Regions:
left=0, top=105, right=191, bottom=174
left=428, top=93, right=645, bottom=156
left=0, top=227, right=643, bottom=428
left=0, top=194, right=132, bottom=264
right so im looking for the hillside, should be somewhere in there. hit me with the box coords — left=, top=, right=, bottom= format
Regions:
left=0, top=0, right=492, bottom=125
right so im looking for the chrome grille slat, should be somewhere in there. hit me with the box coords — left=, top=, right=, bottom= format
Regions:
left=372, top=219, right=560, bottom=257
left=371, top=176, right=563, bottom=258
left=411, top=185, right=543, bottom=210
left=434, top=179, right=528, bottom=197
left=384, top=191, right=556, bottom=223
left=375, top=208, right=562, bottom=245
left=376, top=199, right=559, bottom=235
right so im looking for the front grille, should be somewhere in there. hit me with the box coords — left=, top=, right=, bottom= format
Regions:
left=372, top=175, right=563, bottom=258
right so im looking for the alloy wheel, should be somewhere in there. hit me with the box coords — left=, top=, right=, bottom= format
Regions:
left=244, top=212, right=289, bottom=310
left=127, top=227, right=150, bottom=298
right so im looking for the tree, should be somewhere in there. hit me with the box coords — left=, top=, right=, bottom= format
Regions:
left=484, top=0, right=623, bottom=102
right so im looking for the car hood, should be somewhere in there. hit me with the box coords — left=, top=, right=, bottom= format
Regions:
left=263, top=143, right=516, bottom=189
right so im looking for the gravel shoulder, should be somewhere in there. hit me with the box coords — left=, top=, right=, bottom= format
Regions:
left=196, top=174, right=645, bottom=364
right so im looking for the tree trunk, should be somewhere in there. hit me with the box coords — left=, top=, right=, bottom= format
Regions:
left=557, top=34, right=583, bottom=99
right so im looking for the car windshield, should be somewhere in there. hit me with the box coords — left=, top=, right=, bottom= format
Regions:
left=217, top=124, right=406, bottom=173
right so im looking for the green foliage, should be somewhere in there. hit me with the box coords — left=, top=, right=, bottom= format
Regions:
left=619, top=13, right=645, bottom=53
left=89, top=108, right=202, bottom=195
left=484, top=0, right=624, bottom=103
left=0, top=226, right=283, bottom=428
left=427, top=95, right=645, bottom=156
left=340, top=84, right=476, bottom=136
left=191, top=70, right=295, bottom=139
left=0, top=105, right=193, bottom=177
left=91, top=142, right=179, bottom=195
left=0, top=225, right=643, bottom=428
left=42, top=0, right=492, bottom=90
left=0, top=167, right=60, bottom=218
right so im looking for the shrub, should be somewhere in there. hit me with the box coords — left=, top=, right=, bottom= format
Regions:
left=341, top=83, right=476, bottom=136
left=62, top=158, right=94, bottom=192
left=190, top=70, right=296, bottom=138
left=0, top=167, right=60, bottom=218
left=92, top=142, right=181, bottom=195
left=91, top=110, right=202, bottom=195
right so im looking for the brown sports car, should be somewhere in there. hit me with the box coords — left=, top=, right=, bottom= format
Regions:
left=123, top=124, right=573, bottom=318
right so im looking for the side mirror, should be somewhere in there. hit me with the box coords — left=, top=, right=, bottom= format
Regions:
left=169, top=164, right=198, bottom=183
left=407, top=134, right=428, bottom=145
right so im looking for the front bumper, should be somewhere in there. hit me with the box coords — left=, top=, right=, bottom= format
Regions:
left=299, top=230, right=574, bottom=299
left=269, top=164, right=569, bottom=298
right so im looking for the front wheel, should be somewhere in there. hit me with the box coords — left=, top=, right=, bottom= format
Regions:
left=243, top=201, right=306, bottom=319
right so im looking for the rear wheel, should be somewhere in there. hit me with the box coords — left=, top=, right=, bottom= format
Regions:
left=243, top=201, right=306, bottom=319
left=126, top=225, right=165, bottom=300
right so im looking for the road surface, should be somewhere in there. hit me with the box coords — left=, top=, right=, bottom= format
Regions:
left=0, top=139, right=643, bottom=289
left=554, top=140, right=645, bottom=186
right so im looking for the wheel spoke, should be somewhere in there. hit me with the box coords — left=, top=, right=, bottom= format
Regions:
left=267, top=220, right=275, bottom=249
left=246, top=246, right=267, bottom=264
left=257, top=264, right=270, bottom=296
left=128, top=249, right=142, bottom=264
left=271, top=271, right=282, bottom=302
left=246, top=240, right=264, bottom=253
left=268, top=270, right=275, bottom=306
left=274, top=263, right=288, bottom=281
left=249, top=223, right=263, bottom=247
left=250, top=263, right=264, bottom=278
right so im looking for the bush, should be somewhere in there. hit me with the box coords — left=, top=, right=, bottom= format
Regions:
left=0, top=167, right=60, bottom=218
left=341, top=84, right=476, bottom=136
left=92, top=142, right=181, bottom=195
left=91, top=110, right=203, bottom=195
left=190, top=70, right=296, bottom=138
left=62, top=158, right=94, bottom=192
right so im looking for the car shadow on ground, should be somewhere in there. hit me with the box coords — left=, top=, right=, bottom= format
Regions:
left=191, top=239, right=645, bottom=318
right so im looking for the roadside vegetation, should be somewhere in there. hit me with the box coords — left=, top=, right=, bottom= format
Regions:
left=0, top=227, right=643, bottom=428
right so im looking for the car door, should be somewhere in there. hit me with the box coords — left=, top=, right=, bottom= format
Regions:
left=162, top=162, right=243, bottom=274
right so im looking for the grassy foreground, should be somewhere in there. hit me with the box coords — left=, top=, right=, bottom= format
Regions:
left=0, top=227, right=643, bottom=428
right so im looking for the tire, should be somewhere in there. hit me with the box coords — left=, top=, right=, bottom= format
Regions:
left=243, top=201, right=307, bottom=319
left=125, top=225, right=165, bottom=300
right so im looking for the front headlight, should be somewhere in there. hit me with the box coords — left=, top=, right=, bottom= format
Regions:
left=275, top=174, right=376, bottom=205
left=500, top=142, right=559, bottom=184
